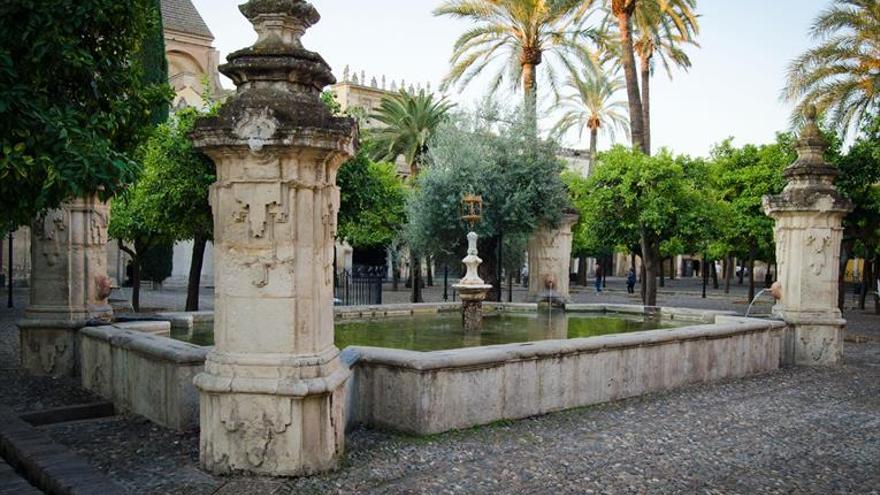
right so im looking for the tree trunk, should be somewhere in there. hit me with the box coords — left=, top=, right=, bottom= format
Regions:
left=659, top=256, right=665, bottom=287
left=615, top=8, right=646, bottom=154
left=711, top=259, right=719, bottom=289
left=738, top=256, right=744, bottom=285
left=426, top=255, right=433, bottom=287
left=410, top=254, right=422, bottom=303
left=859, top=259, right=872, bottom=310
left=588, top=126, right=598, bottom=175
left=701, top=257, right=708, bottom=299
left=639, top=231, right=658, bottom=306
left=669, top=257, right=676, bottom=280
left=640, top=53, right=652, bottom=155
left=874, top=255, right=879, bottom=315
left=630, top=252, right=636, bottom=271
left=747, top=248, right=756, bottom=303
left=724, top=255, right=732, bottom=294
left=185, top=235, right=207, bottom=311
left=391, top=248, right=400, bottom=291
left=577, top=256, right=588, bottom=286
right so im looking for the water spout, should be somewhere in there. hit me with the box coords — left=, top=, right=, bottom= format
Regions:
left=745, top=288, right=769, bottom=317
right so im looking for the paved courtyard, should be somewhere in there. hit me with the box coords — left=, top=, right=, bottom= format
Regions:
left=0, top=280, right=878, bottom=494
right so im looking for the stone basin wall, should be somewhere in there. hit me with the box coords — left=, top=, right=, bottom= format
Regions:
left=78, top=325, right=208, bottom=431
left=344, top=314, right=786, bottom=435
left=77, top=306, right=787, bottom=435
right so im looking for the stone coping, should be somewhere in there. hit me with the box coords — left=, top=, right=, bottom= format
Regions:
left=148, top=303, right=738, bottom=326
left=341, top=316, right=785, bottom=372
left=80, top=326, right=209, bottom=364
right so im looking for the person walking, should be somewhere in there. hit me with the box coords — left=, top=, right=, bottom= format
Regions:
left=626, top=268, right=637, bottom=294
left=594, top=262, right=603, bottom=294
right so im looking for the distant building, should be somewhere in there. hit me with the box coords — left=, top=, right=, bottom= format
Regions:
left=161, top=0, right=224, bottom=108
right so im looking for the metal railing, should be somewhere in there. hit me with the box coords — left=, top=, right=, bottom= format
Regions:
left=334, top=267, right=383, bottom=306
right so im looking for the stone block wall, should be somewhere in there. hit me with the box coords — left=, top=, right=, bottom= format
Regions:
left=79, top=326, right=207, bottom=431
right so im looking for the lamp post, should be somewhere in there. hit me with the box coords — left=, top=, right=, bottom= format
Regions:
left=7, top=232, right=12, bottom=309
left=453, top=195, right=493, bottom=332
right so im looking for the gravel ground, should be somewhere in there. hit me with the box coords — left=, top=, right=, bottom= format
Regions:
left=1, top=283, right=878, bottom=494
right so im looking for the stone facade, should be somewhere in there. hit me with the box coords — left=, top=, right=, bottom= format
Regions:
left=527, top=212, right=579, bottom=303
left=190, top=0, right=357, bottom=476
left=18, top=196, right=113, bottom=376
left=763, top=107, right=853, bottom=366
left=162, top=0, right=224, bottom=108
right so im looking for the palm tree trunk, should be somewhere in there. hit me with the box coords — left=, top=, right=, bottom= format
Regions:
left=640, top=54, right=652, bottom=155
left=588, top=126, right=598, bottom=174
left=615, top=7, right=646, bottom=154
left=185, top=234, right=207, bottom=311
left=522, top=61, right=538, bottom=132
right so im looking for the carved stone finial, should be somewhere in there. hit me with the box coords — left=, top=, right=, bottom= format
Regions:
left=381, top=75, right=386, bottom=89
left=342, top=65, right=349, bottom=82
left=370, top=76, right=377, bottom=88
left=240, top=0, right=320, bottom=50
left=785, top=103, right=834, bottom=181
left=360, top=71, right=365, bottom=84
left=390, top=80, right=397, bottom=91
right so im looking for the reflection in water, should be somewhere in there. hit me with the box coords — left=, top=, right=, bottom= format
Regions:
left=175, top=312, right=680, bottom=351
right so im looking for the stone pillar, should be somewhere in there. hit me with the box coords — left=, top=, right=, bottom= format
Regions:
left=18, top=195, right=112, bottom=376
left=190, top=0, right=356, bottom=476
left=527, top=212, right=579, bottom=303
left=763, top=107, right=853, bottom=366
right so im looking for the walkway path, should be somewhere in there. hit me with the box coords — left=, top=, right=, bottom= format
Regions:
left=0, top=286, right=877, bottom=494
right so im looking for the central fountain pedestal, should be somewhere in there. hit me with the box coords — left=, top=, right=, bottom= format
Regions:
left=452, top=232, right=492, bottom=332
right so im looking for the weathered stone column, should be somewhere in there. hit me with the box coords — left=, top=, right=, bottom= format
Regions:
left=18, top=195, right=112, bottom=376
left=763, top=107, right=853, bottom=366
left=527, top=211, right=579, bottom=303
left=190, top=0, right=356, bottom=476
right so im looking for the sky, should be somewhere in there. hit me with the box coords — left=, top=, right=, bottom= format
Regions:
left=191, top=0, right=830, bottom=158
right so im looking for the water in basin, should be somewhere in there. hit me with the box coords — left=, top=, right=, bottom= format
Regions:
left=173, top=310, right=682, bottom=351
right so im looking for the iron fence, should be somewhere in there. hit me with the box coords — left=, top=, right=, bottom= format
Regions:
left=334, top=267, right=383, bottom=306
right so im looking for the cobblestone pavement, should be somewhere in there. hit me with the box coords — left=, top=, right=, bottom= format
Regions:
left=0, top=284, right=878, bottom=494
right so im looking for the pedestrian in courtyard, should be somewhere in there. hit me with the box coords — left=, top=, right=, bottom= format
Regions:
left=626, top=268, right=637, bottom=294
left=595, top=263, right=603, bottom=294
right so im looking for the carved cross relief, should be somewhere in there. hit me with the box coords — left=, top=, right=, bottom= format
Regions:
left=806, top=229, right=832, bottom=276
left=232, top=182, right=289, bottom=239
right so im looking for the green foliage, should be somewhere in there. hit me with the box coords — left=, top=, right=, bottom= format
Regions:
left=109, top=107, right=216, bottom=254
left=141, top=0, right=170, bottom=126
left=574, top=146, right=699, bottom=254
left=709, top=136, right=792, bottom=260
left=320, top=90, right=342, bottom=116
left=369, top=90, right=454, bottom=178
left=337, top=147, right=407, bottom=249
left=0, top=0, right=172, bottom=227
left=406, top=107, right=570, bottom=259
left=140, top=241, right=173, bottom=283
left=784, top=0, right=880, bottom=135
left=836, top=112, right=880, bottom=258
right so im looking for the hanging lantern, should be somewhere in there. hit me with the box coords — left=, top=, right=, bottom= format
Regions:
left=460, top=194, right=483, bottom=229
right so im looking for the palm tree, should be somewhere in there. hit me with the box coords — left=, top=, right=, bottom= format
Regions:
left=784, top=0, right=880, bottom=135
left=551, top=70, right=629, bottom=170
left=370, top=89, right=454, bottom=180
left=633, top=0, right=699, bottom=154
left=369, top=89, right=453, bottom=303
left=434, top=0, right=599, bottom=125
left=609, top=0, right=698, bottom=154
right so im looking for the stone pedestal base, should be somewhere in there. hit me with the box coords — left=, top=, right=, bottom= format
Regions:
left=194, top=351, right=350, bottom=476
left=782, top=314, right=845, bottom=366
left=17, top=319, right=86, bottom=376
left=454, top=284, right=492, bottom=333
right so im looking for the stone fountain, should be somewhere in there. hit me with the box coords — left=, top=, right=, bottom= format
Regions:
left=763, top=105, right=853, bottom=366
left=189, top=0, right=357, bottom=476
left=452, top=195, right=492, bottom=332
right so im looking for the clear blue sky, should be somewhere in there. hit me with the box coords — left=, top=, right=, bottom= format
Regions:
left=192, top=0, right=830, bottom=157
